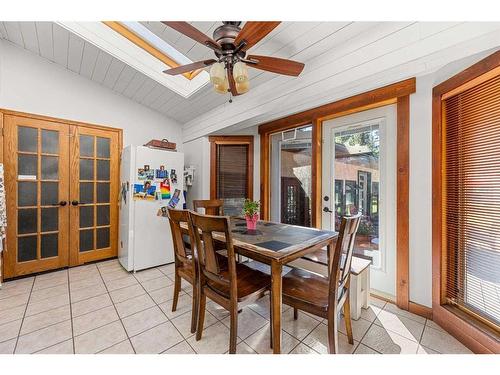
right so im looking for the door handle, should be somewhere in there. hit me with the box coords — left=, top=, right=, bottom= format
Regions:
left=51, top=201, right=67, bottom=206
left=71, top=200, right=79, bottom=206
left=323, top=207, right=333, bottom=213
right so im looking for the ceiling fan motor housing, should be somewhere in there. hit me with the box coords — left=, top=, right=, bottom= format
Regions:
left=213, top=22, right=242, bottom=50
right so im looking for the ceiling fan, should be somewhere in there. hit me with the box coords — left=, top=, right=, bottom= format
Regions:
left=161, top=21, right=305, bottom=96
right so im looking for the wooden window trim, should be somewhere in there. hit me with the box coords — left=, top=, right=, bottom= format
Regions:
left=432, top=50, right=500, bottom=354
left=259, top=78, right=416, bottom=313
left=209, top=135, right=254, bottom=201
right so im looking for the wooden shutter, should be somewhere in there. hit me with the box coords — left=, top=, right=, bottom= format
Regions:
left=216, top=144, right=249, bottom=199
left=443, top=73, right=500, bottom=328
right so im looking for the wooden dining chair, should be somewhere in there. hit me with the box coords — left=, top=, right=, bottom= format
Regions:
left=193, top=199, right=224, bottom=215
left=188, top=211, right=271, bottom=354
left=166, top=208, right=198, bottom=334
left=282, top=213, right=362, bottom=354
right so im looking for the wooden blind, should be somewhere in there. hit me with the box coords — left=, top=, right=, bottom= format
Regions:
left=443, top=73, right=500, bottom=328
left=216, top=144, right=249, bottom=199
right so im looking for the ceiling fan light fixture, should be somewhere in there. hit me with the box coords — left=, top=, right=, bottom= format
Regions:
left=233, top=61, right=249, bottom=83
left=236, top=79, right=249, bottom=94
left=209, top=62, right=225, bottom=86
left=214, top=74, right=229, bottom=94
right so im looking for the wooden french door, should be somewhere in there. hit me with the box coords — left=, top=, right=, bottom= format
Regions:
left=2, top=113, right=120, bottom=278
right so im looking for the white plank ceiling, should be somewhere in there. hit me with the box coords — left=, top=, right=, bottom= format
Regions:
left=0, top=21, right=374, bottom=124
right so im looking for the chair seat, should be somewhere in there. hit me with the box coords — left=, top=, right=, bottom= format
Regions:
left=282, top=268, right=336, bottom=313
left=206, top=263, right=270, bottom=302
left=301, top=249, right=371, bottom=276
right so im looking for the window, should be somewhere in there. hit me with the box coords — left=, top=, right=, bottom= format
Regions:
left=209, top=136, right=254, bottom=216
left=442, top=73, right=500, bottom=330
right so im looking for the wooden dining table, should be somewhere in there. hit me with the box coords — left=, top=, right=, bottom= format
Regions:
left=181, top=216, right=338, bottom=354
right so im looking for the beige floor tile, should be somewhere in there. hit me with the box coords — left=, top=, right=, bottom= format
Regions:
left=246, top=296, right=291, bottom=320
left=420, top=325, right=472, bottom=354
left=70, top=277, right=104, bottom=292
left=206, top=300, right=230, bottom=320
left=134, top=268, right=165, bottom=283
left=0, top=319, right=22, bottom=343
left=130, top=321, right=184, bottom=354
left=71, top=293, right=112, bottom=317
left=221, top=308, right=269, bottom=340
left=354, top=343, right=380, bottom=354
left=36, top=339, right=74, bottom=354
left=302, top=323, right=358, bottom=354
left=140, top=275, right=174, bottom=292
left=149, top=285, right=182, bottom=304
left=187, top=321, right=234, bottom=354
left=417, top=344, right=440, bottom=354
left=245, top=325, right=299, bottom=354
left=99, top=340, right=135, bottom=354
left=25, top=293, right=69, bottom=316
left=69, top=269, right=101, bottom=283
left=337, top=315, right=372, bottom=342
left=29, top=283, right=69, bottom=303
left=425, top=319, right=445, bottom=332
left=360, top=303, right=385, bottom=322
left=70, top=282, right=107, bottom=303
left=109, top=284, right=145, bottom=304
left=72, top=305, right=119, bottom=336
left=105, top=275, right=139, bottom=291
left=16, top=320, right=72, bottom=354
left=0, top=277, right=33, bottom=294
left=0, top=286, right=30, bottom=301
left=231, top=341, right=258, bottom=354
left=20, top=305, right=70, bottom=335
left=35, top=269, right=68, bottom=282
left=281, top=308, right=321, bottom=341
left=383, top=302, right=426, bottom=324
left=289, top=343, right=319, bottom=354
left=374, top=309, right=425, bottom=342
left=157, top=263, right=175, bottom=276
left=0, top=338, right=17, bottom=354
left=163, top=340, right=195, bottom=354
left=0, top=293, right=29, bottom=311
left=159, top=294, right=192, bottom=319
left=0, top=305, right=26, bottom=326
left=361, top=324, right=419, bottom=354
left=32, top=276, right=67, bottom=291
left=114, top=293, right=156, bottom=318
left=122, top=306, right=168, bottom=337
left=100, top=268, right=130, bottom=283
left=171, top=309, right=217, bottom=339
left=74, top=321, right=127, bottom=354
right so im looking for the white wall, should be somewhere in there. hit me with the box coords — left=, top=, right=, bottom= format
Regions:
left=0, top=40, right=183, bottom=149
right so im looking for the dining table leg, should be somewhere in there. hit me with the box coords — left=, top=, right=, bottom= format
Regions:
left=270, top=260, right=282, bottom=354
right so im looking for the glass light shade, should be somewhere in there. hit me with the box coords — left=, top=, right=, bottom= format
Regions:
left=209, top=62, right=225, bottom=86
left=233, top=61, right=249, bottom=83
left=236, top=79, right=250, bottom=94
left=214, top=75, right=229, bottom=94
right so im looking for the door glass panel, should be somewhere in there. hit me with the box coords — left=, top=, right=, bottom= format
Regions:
left=18, top=182, right=37, bottom=206
left=18, top=235, right=37, bottom=262
left=41, top=233, right=58, bottom=258
left=80, top=182, right=94, bottom=204
left=18, top=208, right=37, bottom=234
left=41, top=130, right=59, bottom=154
left=79, top=229, right=94, bottom=252
left=41, top=156, right=59, bottom=179
left=79, top=206, right=94, bottom=228
left=96, top=183, right=109, bottom=203
left=79, top=159, right=94, bottom=180
left=18, top=154, right=38, bottom=177
left=80, top=135, right=94, bottom=157
left=97, top=205, right=110, bottom=226
left=96, top=160, right=110, bottom=180
left=18, top=126, right=38, bottom=153
left=96, top=137, right=110, bottom=158
left=41, top=182, right=58, bottom=206
left=334, top=124, right=380, bottom=256
left=270, top=125, right=312, bottom=226
left=41, top=208, right=58, bottom=232
left=96, top=227, right=110, bottom=249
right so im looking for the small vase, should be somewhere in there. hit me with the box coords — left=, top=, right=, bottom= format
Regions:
left=245, top=213, right=259, bottom=230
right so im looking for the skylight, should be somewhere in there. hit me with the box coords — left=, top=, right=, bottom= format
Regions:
left=57, top=22, right=210, bottom=98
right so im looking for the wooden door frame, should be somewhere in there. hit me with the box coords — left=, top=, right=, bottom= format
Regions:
left=258, top=78, right=421, bottom=315
left=208, top=135, right=254, bottom=200
left=432, top=51, right=500, bottom=353
left=0, top=108, right=123, bottom=281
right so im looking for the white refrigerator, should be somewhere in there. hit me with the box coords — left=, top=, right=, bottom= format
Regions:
left=119, top=145, right=184, bottom=272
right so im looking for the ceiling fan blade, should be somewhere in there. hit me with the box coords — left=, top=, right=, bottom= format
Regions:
left=234, top=22, right=281, bottom=51
left=227, top=68, right=240, bottom=96
left=161, top=21, right=221, bottom=52
left=247, top=55, right=305, bottom=76
left=163, top=59, right=216, bottom=75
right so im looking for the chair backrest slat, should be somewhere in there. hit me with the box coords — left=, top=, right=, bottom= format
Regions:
left=193, top=199, right=224, bottom=216
left=167, top=208, right=195, bottom=266
left=328, top=213, right=362, bottom=308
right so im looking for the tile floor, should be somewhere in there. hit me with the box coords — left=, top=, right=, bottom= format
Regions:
left=0, top=259, right=473, bottom=354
